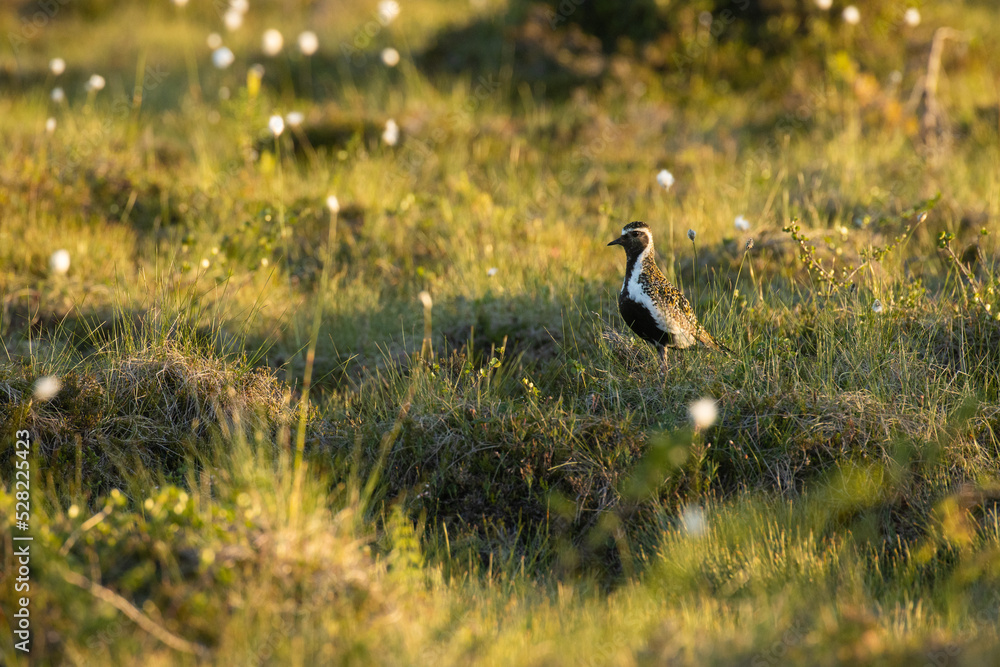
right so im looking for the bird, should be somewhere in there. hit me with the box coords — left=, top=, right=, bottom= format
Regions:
left=608, top=221, right=731, bottom=372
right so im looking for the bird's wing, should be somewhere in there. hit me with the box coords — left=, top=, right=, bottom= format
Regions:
left=641, top=265, right=699, bottom=347
left=643, top=257, right=731, bottom=353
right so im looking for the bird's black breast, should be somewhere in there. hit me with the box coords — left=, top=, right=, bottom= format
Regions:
left=618, top=294, right=674, bottom=348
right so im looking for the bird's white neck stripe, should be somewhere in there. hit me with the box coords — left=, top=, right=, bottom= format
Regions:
left=622, top=244, right=652, bottom=293
left=623, top=243, right=678, bottom=336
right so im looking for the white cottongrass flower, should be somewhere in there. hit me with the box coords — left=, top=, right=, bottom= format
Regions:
left=50, top=58, right=66, bottom=75
left=382, top=118, right=399, bottom=146
left=172, top=0, right=189, bottom=7
left=815, top=0, right=832, bottom=10
left=229, top=0, right=248, bottom=12
left=656, top=169, right=675, bottom=190
left=378, top=0, right=400, bottom=24
left=872, top=299, right=884, bottom=314
left=689, top=397, right=718, bottom=431
left=51, top=87, right=65, bottom=103
left=45, top=117, right=57, bottom=133
left=842, top=5, right=860, bottom=25
left=687, top=229, right=696, bottom=241
left=212, top=47, right=235, bottom=69
left=85, top=74, right=106, bottom=92
left=904, top=8, right=920, bottom=27
left=207, top=32, right=223, bottom=49
left=680, top=505, right=708, bottom=538
left=298, top=31, right=319, bottom=56
left=33, top=375, right=62, bottom=402
left=381, top=47, right=400, bottom=67
left=735, top=215, right=751, bottom=231
left=487, top=267, right=498, bottom=277
left=262, top=29, right=284, bottom=56
left=285, top=111, right=304, bottom=127
left=224, top=8, right=243, bottom=31
left=268, top=114, right=284, bottom=137
left=326, top=195, right=340, bottom=213
left=418, top=290, right=433, bottom=309
left=49, top=249, right=71, bottom=275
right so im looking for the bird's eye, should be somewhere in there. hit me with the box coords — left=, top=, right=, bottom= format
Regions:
left=631, top=231, right=639, bottom=237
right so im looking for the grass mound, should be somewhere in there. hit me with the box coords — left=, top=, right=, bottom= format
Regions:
left=0, top=441, right=404, bottom=664
left=315, top=286, right=1000, bottom=576
left=1, top=341, right=291, bottom=500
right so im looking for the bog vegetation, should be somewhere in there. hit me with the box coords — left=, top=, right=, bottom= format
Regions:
left=2, top=0, right=1000, bottom=664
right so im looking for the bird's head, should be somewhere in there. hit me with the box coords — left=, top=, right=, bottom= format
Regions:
left=607, top=221, right=652, bottom=257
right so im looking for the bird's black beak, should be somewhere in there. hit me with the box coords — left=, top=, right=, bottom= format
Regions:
left=607, top=236, right=624, bottom=247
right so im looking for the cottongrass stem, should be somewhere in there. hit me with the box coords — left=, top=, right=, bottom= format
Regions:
left=291, top=195, right=340, bottom=521
left=419, top=291, right=434, bottom=360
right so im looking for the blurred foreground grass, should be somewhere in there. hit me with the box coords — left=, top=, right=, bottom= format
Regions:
left=2, top=0, right=1000, bottom=664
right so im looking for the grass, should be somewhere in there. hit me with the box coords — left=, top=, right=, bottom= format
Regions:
left=2, top=0, right=1000, bottom=664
